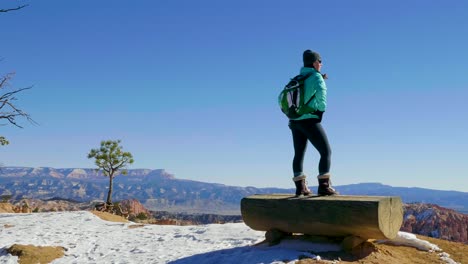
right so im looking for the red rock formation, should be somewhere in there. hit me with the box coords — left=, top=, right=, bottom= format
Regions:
left=401, top=203, right=468, bottom=244
left=13, top=198, right=89, bottom=212
left=119, top=199, right=150, bottom=217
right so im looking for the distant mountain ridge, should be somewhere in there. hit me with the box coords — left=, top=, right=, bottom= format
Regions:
left=0, top=167, right=175, bottom=180
left=1, top=167, right=467, bottom=215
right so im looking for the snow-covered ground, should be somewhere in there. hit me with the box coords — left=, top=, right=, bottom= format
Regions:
left=0, top=211, right=458, bottom=264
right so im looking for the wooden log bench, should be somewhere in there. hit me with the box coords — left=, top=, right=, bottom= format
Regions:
left=241, top=194, right=403, bottom=247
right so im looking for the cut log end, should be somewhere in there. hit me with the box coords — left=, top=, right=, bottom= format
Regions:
left=378, top=196, right=404, bottom=239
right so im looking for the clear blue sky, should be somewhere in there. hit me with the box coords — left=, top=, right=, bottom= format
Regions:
left=1, top=0, right=467, bottom=192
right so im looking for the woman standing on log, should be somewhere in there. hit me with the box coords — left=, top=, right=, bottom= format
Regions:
left=289, top=50, right=338, bottom=196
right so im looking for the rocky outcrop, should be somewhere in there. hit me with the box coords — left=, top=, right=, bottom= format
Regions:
left=401, top=203, right=468, bottom=244
left=0, top=202, right=15, bottom=213
left=14, top=198, right=90, bottom=212
left=66, top=169, right=90, bottom=179
left=119, top=199, right=150, bottom=217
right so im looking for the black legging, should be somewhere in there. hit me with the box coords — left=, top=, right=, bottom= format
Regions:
left=289, top=118, right=331, bottom=175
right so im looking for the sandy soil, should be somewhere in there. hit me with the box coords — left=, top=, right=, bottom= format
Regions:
left=90, top=210, right=129, bottom=223
left=296, top=235, right=467, bottom=264
left=6, top=244, right=65, bottom=264
left=0, top=203, right=15, bottom=213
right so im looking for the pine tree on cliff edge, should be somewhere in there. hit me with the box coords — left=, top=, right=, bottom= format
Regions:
left=88, top=140, right=134, bottom=206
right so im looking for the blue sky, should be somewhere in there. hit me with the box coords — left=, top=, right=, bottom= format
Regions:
left=1, top=0, right=467, bottom=192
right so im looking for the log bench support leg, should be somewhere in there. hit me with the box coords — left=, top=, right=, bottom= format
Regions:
left=265, top=229, right=290, bottom=246
left=342, top=235, right=367, bottom=252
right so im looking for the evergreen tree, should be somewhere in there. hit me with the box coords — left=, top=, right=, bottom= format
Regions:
left=88, top=140, right=134, bottom=205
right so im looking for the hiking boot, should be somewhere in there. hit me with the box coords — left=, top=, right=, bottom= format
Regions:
left=317, top=173, right=338, bottom=196
left=292, top=175, right=312, bottom=196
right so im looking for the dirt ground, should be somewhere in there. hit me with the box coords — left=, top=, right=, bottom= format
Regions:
left=90, top=210, right=129, bottom=223
left=0, top=202, right=15, bottom=213
left=295, top=235, right=467, bottom=264
left=6, top=244, right=65, bottom=264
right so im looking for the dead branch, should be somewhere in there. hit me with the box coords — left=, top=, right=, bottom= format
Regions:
left=0, top=73, right=36, bottom=128
left=0, top=5, right=29, bottom=13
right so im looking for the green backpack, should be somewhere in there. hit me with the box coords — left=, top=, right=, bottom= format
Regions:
left=278, top=72, right=316, bottom=119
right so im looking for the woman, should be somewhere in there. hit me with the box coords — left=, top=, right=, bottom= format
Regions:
left=289, top=50, right=338, bottom=196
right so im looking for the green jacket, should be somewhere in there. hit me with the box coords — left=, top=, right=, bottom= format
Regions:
left=290, top=67, right=327, bottom=120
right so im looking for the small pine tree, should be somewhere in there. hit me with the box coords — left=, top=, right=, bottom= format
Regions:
left=87, top=140, right=134, bottom=205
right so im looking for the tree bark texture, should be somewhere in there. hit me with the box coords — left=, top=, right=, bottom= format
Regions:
left=107, top=176, right=114, bottom=205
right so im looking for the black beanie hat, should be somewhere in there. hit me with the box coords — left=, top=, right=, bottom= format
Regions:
left=303, top=50, right=321, bottom=67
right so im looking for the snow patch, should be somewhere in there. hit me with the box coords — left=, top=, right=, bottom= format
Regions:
left=0, top=213, right=462, bottom=264
left=439, top=252, right=460, bottom=264
left=378, top=231, right=459, bottom=264
left=0, top=212, right=335, bottom=264
left=379, top=231, right=441, bottom=251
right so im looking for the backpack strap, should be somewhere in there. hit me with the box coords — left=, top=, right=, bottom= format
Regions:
left=294, top=72, right=314, bottom=81
left=301, top=72, right=316, bottom=107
